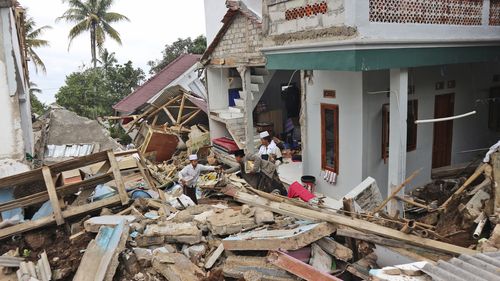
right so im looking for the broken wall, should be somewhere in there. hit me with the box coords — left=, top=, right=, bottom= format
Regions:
left=211, top=12, right=264, bottom=65
left=263, top=0, right=356, bottom=47
left=0, top=5, right=33, bottom=161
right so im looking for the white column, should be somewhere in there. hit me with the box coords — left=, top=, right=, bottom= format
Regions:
left=387, top=68, right=408, bottom=216
left=238, top=66, right=255, bottom=154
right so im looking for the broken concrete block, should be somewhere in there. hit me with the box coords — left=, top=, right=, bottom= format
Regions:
left=254, top=208, right=274, bottom=224
left=84, top=215, right=137, bottom=233
left=223, top=222, right=336, bottom=251
left=144, top=222, right=202, bottom=245
left=133, top=248, right=153, bottom=267
left=382, top=266, right=402, bottom=275
left=222, top=256, right=297, bottom=281
left=152, top=253, right=205, bottom=281
left=343, top=177, right=383, bottom=212
left=182, top=244, right=207, bottom=263
left=310, top=243, right=333, bottom=274
left=461, top=189, right=491, bottom=220
left=207, top=209, right=257, bottom=235
left=121, top=250, right=141, bottom=275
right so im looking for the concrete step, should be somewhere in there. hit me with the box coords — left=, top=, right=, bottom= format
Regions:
left=250, top=75, right=265, bottom=84
left=253, top=67, right=269, bottom=76
left=250, top=83, right=259, bottom=93
left=233, top=98, right=246, bottom=108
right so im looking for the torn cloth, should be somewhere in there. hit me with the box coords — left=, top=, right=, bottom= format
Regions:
left=483, top=140, right=500, bottom=163
left=288, top=181, right=315, bottom=202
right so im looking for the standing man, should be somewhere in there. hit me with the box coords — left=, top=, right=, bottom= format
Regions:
left=178, top=154, right=217, bottom=204
left=226, top=150, right=286, bottom=195
left=258, top=131, right=283, bottom=165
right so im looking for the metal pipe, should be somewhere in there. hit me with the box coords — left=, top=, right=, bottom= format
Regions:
left=415, top=111, right=476, bottom=124
left=473, top=212, right=487, bottom=239
left=400, top=220, right=416, bottom=234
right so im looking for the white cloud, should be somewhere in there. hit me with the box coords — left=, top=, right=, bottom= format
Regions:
left=21, top=0, right=207, bottom=103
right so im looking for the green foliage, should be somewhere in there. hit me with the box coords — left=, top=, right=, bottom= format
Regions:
left=148, top=35, right=207, bottom=75
left=57, top=0, right=129, bottom=67
left=29, top=82, right=47, bottom=115
left=108, top=124, right=131, bottom=145
left=55, top=60, right=144, bottom=119
left=24, top=14, right=52, bottom=73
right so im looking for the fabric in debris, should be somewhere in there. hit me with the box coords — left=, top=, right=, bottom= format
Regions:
left=32, top=201, right=53, bottom=220
left=483, top=140, right=500, bottom=162
left=0, top=188, right=24, bottom=221
left=288, top=181, right=315, bottom=202
left=91, top=184, right=117, bottom=201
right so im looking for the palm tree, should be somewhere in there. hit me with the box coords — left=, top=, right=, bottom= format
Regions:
left=24, top=16, right=52, bottom=73
left=57, top=0, right=129, bottom=68
left=99, top=48, right=117, bottom=71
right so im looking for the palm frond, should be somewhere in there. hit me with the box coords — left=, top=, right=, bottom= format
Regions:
left=102, top=12, right=129, bottom=23
left=101, top=21, right=122, bottom=45
left=67, top=20, right=90, bottom=50
left=28, top=48, right=46, bottom=73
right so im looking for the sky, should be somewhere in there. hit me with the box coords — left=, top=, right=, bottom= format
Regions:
left=21, top=0, right=207, bottom=104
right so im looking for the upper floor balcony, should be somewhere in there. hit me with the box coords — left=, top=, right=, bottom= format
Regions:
left=262, top=0, right=500, bottom=48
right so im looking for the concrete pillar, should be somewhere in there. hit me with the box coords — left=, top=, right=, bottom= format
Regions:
left=387, top=68, right=408, bottom=216
left=238, top=66, right=255, bottom=154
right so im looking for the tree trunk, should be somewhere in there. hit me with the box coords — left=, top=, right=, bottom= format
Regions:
left=91, top=23, right=96, bottom=68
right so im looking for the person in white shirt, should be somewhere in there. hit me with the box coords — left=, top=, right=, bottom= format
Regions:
left=258, top=131, right=283, bottom=165
left=178, top=154, right=218, bottom=204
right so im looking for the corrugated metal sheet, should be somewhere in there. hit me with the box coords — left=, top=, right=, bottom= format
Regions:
left=44, top=144, right=95, bottom=158
left=422, top=251, right=500, bottom=281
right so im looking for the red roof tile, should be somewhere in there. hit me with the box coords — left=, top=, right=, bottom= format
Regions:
left=113, top=53, right=201, bottom=113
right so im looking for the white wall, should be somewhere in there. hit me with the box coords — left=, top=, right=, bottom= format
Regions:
left=0, top=8, right=32, bottom=161
left=363, top=62, right=500, bottom=196
left=303, top=70, right=364, bottom=199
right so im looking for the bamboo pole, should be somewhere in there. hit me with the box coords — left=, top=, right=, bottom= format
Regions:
left=372, top=169, right=422, bottom=214
left=439, top=164, right=487, bottom=211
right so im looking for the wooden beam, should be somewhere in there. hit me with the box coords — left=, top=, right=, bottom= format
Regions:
left=0, top=195, right=122, bottom=240
left=223, top=188, right=477, bottom=256
left=106, top=151, right=129, bottom=205
left=0, top=173, right=114, bottom=213
left=440, top=163, right=487, bottom=210
left=180, top=109, right=202, bottom=127
left=176, top=95, right=186, bottom=124
left=42, top=167, right=65, bottom=225
left=163, top=107, right=177, bottom=125
left=372, top=169, right=421, bottom=214
left=491, top=153, right=500, bottom=218
left=267, top=250, right=342, bottom=281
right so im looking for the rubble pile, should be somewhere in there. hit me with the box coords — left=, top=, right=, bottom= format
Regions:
left=0, top=146, right=499, bottom=280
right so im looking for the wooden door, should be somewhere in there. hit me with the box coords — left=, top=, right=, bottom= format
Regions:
left=432, top=93, right=455, bottom=168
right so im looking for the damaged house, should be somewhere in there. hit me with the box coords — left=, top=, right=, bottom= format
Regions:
left=0, top=0, right=33, bottom=162
left=203, top=0, right=500, bottom=213
left=112, top=54, right=209, bottom=163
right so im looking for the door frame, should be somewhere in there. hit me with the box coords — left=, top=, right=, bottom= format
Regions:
left=432, top=93, right=455, bottom=169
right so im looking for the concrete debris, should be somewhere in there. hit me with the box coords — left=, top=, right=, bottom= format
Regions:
left=0, top=147, right=498, bottom=281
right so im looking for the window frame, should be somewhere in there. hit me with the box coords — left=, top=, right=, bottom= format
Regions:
left=382, top=100, right=419, bottom=162
left=321, top=103, right=339, bottom=174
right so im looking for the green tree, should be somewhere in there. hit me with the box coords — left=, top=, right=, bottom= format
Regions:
left=24, top=16, right=52, bottom=73
left=57, top=0, right=129, bottom=67
left=29, top=82, right=47, bottom=115
left=148, top=35, right=207, bottom=75
left=55, top=60, right=144, bottom=119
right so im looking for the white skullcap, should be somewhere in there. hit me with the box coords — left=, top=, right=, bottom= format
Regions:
left=188, top=154, right=198, bottom=161
left=259, top=131, right=270, bottom=138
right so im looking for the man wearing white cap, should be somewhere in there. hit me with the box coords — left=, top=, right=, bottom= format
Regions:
left=258, top=131, right=282, bottom=165
left=178, top=154, right=218, bottom=204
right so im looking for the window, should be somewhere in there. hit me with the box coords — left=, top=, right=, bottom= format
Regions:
left=321, top=104, right=339, bottom=173
left=382, top=100, right=418, bottom=162
left=489, top=87, right=500, bottom=131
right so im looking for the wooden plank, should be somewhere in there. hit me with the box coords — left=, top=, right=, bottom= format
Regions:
left=224, top=188, right=477, bottom=256
left=163, top=107, right=177, bottom=125
left=0, top=169, right=43, bottom=189
left=315, top=237, right=353, bottom=261
left=222, top=222, right=336, bottom=251
left=204, top=243, right=224, bottom=269
left=107, top=151, right=129, bottom=205
left=73, top=220, right=129, bottom=281
left=267, top=250, right=342, bottom=281
left=0, top=173, right=113, bottom=213
left=42, top=167, right=64, bottom=225
left=180, top=109, right=202, bottom=126
left=492, top=153, right=500, bottom=218
left=0, top=195, right=122, bottom=240
left=49, top=151, right=109, bottom=174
